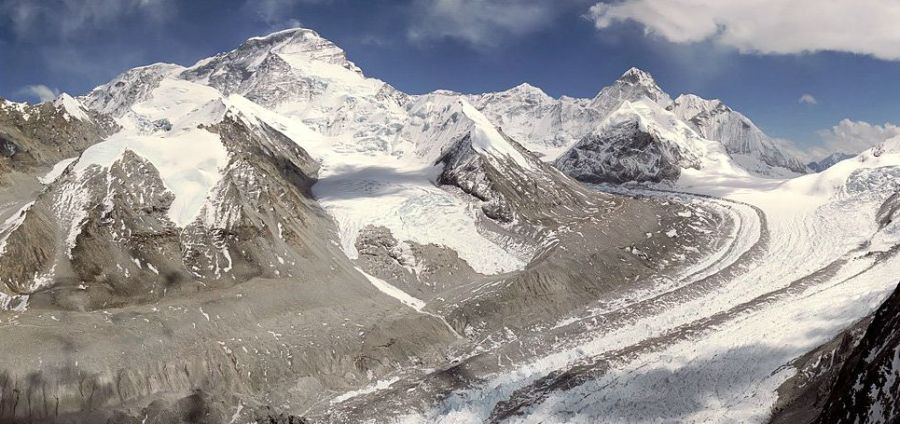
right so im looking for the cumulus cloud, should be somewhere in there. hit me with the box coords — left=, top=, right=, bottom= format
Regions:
left=780, top=119, right=900, bottom=163
left=408, top=0, right=565, bottom=48
left=588, top=0, right=900, bottom=61
left=818, top=119, right=900, bottom=155
left=18, top=85, right=60, bottom=102
left=798, top=94, right=817, bottom=105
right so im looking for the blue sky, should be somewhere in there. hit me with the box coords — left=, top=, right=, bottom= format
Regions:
left=1, top=0, right=898, bottom=154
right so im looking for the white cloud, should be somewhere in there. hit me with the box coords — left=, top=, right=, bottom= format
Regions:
left=798, top=94, right=817, bottom=105
left=818, top=119, right=900, bottom=155
left=0, top=0, right=172, bottom=39
left=779, top=119, right=900, bottom=163
left=246, top=0, right=321, bottom=28
left=588, top=0, right=900, bottom=61
left=408, top=0, right=563, bottom=48
left=19, top=85, right=60, bottom=102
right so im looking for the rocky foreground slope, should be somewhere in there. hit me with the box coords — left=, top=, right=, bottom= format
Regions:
left=0, top=27, right=896, bottom=424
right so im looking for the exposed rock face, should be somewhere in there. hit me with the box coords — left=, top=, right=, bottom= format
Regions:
left=769, top=318, right=872, bottom=424
left=179, top=114, right=324, bottom=285
left=437, top=127, right=594, bottom=225
left=555, top=118, right=698, bottom=184
left=354, top=224, right=481, bottom=300
left=877, top=192, right=900, bottom=229
left=811, top=283, right=900, bottom=423
left=0, top=149, right=187, bottom=309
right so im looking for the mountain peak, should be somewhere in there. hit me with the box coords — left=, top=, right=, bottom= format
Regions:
left=512, top=82, right=538, bottom=91
left=245, top=27, right=320, bottom=43
left=618, top=67, right=657, bottom=86
left=591, top=67, right=672, bottom=112
left=505, top=82, right=551, bottom=98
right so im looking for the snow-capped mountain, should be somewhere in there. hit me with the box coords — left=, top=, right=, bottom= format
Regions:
left=0, top=27, right=600, bottom=310
left=465, top=83, right=598, bottom=159
left=469, top=67, right=806, bottom=181
left=591, top=67, right=673, bottom=114
left=669, top=94, right=809, bottom=176
left=1, top=26, right=899, bottom=424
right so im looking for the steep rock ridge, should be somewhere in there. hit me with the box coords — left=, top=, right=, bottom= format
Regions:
left=180, top=112, right=326, bottom=285
left=0, top=96, right=117, bottom=180
left=670, top=94, right=808, bottom=176
left=812, top=283, right=900, bottom=423
left=436, top=127, right=592, bottom=223
left=0, top=110, right=333, bottom=310
left=0, top=150, right=181, bottom=309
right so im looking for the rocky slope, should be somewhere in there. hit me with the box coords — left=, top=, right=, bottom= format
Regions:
left=0, top=95, right=117, bottom=181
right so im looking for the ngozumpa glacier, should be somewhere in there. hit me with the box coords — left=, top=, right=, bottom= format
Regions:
left=0, top=28, right=899, bottom=424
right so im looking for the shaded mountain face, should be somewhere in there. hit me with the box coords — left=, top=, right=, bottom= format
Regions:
left=554, top=99, right=733, bottom=185
left=436, top=128, right=593, bottom=223
left=772, top=279, right=900, bottom=424
left=813, top=281, right=900, bottom=423
left=555, top=118, right=694, bottom=184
